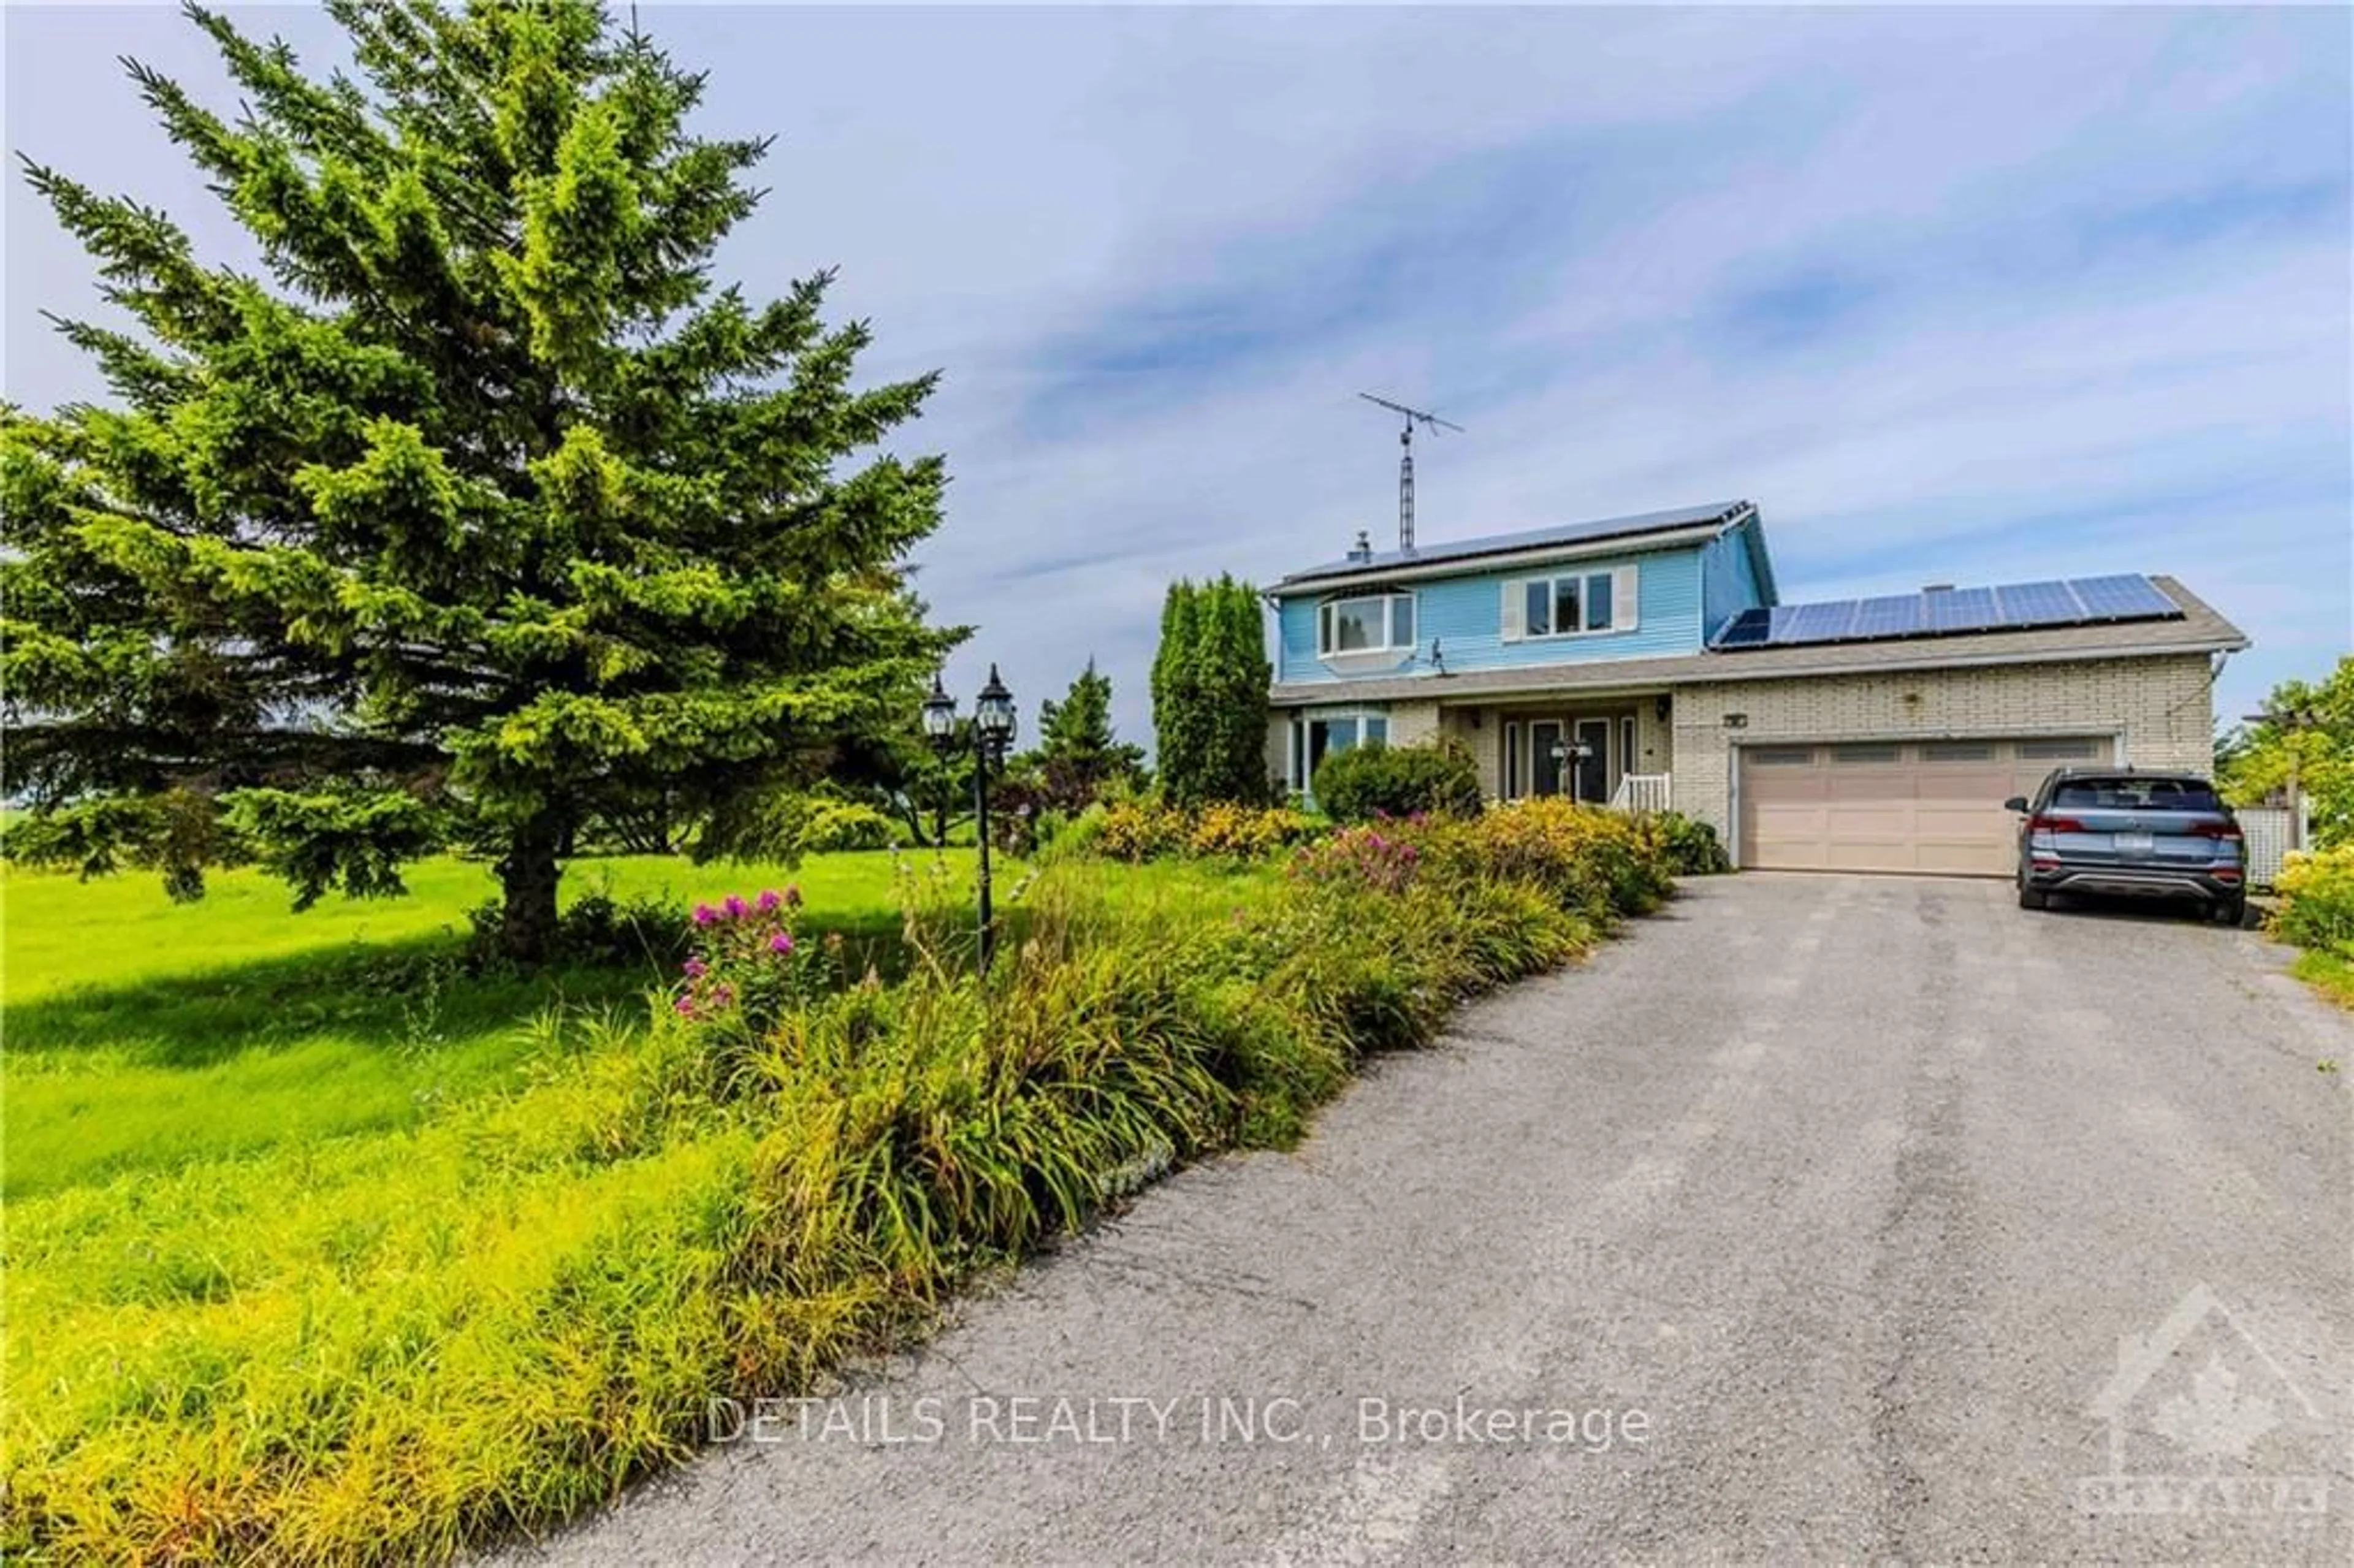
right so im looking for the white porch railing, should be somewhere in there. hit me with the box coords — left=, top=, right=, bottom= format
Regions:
left=1610, top=773, right=1673, bottom=814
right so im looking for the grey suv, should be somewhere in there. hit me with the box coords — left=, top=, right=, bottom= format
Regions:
left=2004, top=769, right=2246, bottom=925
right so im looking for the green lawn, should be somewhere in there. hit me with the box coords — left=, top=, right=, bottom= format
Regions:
left=2293, top=944, right=2354, bottom=1010
left=1, top=844, right=1298, bottom=1559
left=1, top=851, right=962, bottom=1198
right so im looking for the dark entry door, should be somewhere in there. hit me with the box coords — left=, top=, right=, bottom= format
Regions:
left=1573, top=718, right=1610, bottom=803
left=1530, top=721, right=1565, bottom=796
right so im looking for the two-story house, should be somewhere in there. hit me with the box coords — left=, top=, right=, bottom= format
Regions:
left=1267, top=500, right=2249, bottom=874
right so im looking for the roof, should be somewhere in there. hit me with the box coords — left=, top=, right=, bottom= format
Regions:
left=1276, top=500, right=1759, bottom=590
left=1268, top=574, right=2247, bottom=708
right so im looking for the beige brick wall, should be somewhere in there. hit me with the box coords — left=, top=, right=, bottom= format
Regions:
left=1669, top=653, right=2219, bottom=843
left=1387, top=700, right=1441, bottom=748
left=1462, top=710, right=1515, bottom=800
left=1634, top=700, right=1675, bottom=778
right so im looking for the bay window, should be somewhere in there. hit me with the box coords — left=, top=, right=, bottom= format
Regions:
left=1317, top=592, right=1416, bottom=657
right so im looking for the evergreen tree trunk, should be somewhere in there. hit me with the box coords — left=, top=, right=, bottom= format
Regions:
left=498, top=816, right=565, bottom=964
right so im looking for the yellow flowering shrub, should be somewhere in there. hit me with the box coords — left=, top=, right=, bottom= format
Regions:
left=1094, top=799, right=1189, bottom=862
left=1091, top=799, right=1312, bottom=862
left=2274, top=844, right=2354, bottom=956
left=1436, top=797, right=1673, bottom=919
left=1186, top=802, right=1315, bottom=860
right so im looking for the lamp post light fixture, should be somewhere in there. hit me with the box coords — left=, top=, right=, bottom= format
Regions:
left=1547, top=737, right=1597, bottom=803
left=923, top=663, right=1018, bottom=973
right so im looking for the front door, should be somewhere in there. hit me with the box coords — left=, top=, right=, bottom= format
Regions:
left=1530, top=721, right=1566, bottom=796
left=1573, top=718, right=1610, bottom=803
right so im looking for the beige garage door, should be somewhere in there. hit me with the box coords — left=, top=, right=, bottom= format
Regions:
left=1739, top=736, right=2113, bottom=875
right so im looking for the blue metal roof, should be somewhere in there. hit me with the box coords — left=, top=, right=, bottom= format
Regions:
left=1278, top=500, right=1755, bottom=588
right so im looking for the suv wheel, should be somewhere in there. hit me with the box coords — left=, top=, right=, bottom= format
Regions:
left=2018, top=880, right=2048, bottom=911
left=2210, top=896, right=2245, bottom=928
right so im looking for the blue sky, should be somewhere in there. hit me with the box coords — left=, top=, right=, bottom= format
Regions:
left=7, top=4, right=2349, bottom=750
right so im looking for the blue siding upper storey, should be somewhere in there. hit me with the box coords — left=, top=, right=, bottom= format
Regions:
left=1272, top=507, right=1777, bottom=688
left=1699, top=514, right=1773, bottom=643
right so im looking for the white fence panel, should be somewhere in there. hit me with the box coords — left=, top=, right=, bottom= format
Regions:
left=2239, top=804, right=2310, bottom=890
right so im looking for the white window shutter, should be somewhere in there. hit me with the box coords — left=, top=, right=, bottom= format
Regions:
left=1613, top=565, right=1639, bottom=632
left=1500, top=580, right=1524, bottom=642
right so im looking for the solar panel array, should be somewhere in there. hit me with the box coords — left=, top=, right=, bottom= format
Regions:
left=1712, top=574, right=2180, bottom=652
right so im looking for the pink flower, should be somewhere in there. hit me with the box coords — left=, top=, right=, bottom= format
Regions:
left=673, top=996, right=696, bottom=1016
left=769, top=932, right=794, bottom=954
left=712, top=983, right=734, bottom=1005
left=691, top=904, right=718, bottom=926
left=723, top=894, right=748, bottom=918
left=756, top=889, right=782, bottom=913
left=683, top=958, right=707, bottom=978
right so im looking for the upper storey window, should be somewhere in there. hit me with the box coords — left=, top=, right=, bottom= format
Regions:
left=1524, top=570, right=1615, bottom=636
left=1317, top=592, right=1415, bottom=656
left=1503, top=563, right=1639, bottom=641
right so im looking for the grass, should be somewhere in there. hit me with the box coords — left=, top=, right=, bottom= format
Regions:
left=4, top=809, right=1673, bottom=1562
left=2, top=852, right=959, bottom=1198
left=2291, top=945, right=2354, bottom=1009
left=4, top=848, right=996, bottom=1560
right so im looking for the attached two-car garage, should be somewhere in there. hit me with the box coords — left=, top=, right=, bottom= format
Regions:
left=1737, top=735, right=2112, bottom=875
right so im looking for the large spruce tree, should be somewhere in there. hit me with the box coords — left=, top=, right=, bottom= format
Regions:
left=1, top=1, right=957, bottom=959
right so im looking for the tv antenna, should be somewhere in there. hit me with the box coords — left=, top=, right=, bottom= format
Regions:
left=1358, top=392, right=1463, bottom=554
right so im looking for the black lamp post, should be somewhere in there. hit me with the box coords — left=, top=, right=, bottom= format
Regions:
left=923, top=663, right=1018, bottom=973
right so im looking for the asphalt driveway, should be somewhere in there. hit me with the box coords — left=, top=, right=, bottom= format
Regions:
left=505, top=875, right=2353, bottom=1565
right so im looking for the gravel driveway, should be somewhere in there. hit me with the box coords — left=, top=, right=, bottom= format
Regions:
left=501, top=874, right=2353, bottom=1564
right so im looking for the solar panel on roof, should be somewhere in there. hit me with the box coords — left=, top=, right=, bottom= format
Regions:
left=1777, top=600, right=1859, bottom=644
left=1925, top=586, right=1999, bottom=633
left=1992, top=580, right=2084, bottom=628
left=2068, top=574, right=2176, bottom=620
left=1715, top=608, right=1773, bottom=647
left=1710, top=572, right=2181, bottom=653
left=1853, top=595, right=1926, bottom=638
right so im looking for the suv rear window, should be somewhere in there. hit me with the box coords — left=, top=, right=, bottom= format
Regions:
left=2049, top=777, right=2223, bottom=812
